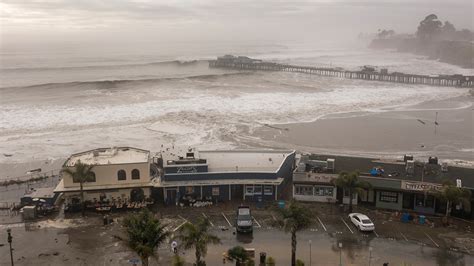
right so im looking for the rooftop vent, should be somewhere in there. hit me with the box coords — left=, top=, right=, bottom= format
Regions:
left=406, top=160, right=415, bottom=175
left=441, top=162, right=448, bottom=172
left=428, top=156, right=438, bottom=165
left=327, top=158, right=335, bottom=173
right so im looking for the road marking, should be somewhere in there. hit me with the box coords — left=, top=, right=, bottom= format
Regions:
left=253, top=217, right=262, bottom=228
left=341, top=218, right=354, bottom=234
left=424, top=232, right=440, bottom=248
left=202, top=213, right=214, bottom=227
left=317, top=216, right=327, bottom=232
left=173, top=221, right=187, bottom=232
left=222, top=212, right=232, bottom=227
left=373, top=230, right=379, bottom=237
left=399, top=231, right=408, bottom=241
left=172, top=215, right=190, bottom=232
left=464, top=245, right=471, bottom=254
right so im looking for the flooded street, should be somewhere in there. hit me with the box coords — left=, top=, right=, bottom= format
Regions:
left=2, top=204, right=474, bottom=265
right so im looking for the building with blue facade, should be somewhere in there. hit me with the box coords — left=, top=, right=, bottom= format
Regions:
left=152, top=150, right=296, bottom=204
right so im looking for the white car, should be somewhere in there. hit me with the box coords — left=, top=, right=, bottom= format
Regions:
left=348, top=213, right=375, bottom=232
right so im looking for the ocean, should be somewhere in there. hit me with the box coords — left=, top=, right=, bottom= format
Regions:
left=0, top=41, right=472, bottom=164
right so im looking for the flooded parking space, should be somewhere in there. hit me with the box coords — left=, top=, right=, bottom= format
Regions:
left=319, top=215, right=352, bottom=236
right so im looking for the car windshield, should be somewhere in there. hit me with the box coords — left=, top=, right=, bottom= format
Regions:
left=238, top=208, right=250, bottom=216
left=362, top=219, right=372, bottom=224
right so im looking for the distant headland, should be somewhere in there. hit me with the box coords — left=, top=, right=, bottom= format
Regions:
left=369, top=14, right=474, bottom=69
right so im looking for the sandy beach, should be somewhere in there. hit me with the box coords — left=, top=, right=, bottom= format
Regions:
left=247, top=95, right=473, bottom=164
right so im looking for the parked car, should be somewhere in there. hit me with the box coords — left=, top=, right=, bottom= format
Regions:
left=348, top=213, right=375, bottom=231
left=236, top=206, right=253, bottom=233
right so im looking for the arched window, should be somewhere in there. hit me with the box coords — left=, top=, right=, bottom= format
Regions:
left=89, top=172, right=96, bottom=182
left=117, top=170, right=126, bottom=181
left=132, top=169, right=140, bottom=180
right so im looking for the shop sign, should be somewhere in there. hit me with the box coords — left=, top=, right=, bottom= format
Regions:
left=401, top=181, right=442, bottom=192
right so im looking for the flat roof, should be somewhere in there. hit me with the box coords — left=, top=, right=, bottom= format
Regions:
left=65, top=147, right=149, bottom=167
left=197, top=150, right=294, bottom=173
left=302, top=154, right=474, bottom=189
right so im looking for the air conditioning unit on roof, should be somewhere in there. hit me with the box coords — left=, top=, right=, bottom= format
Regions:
left=327, top=158, right=335, bottom=173
left=406, top=160, right=415, bottom=175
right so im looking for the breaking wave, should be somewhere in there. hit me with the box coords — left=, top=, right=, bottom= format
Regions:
left=0, top=59, right=205, bottom=72
left=0, top=72, right=253, bottom=91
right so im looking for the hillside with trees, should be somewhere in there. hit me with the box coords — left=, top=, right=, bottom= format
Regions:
left=370, top=14, right=474, bottom=68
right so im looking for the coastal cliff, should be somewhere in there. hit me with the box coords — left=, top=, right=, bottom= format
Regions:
left=370, top=38, right=473, bottom=68
left=369, top=14, right=474, bottom=69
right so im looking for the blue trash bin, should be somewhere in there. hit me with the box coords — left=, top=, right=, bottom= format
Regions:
left=419, top=215, right=426, bottom=225
left=278, top=200, right=285, bottom=209
left=401, top=213, right=409, bottom=223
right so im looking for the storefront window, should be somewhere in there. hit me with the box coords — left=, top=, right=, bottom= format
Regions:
left=379, top=191, right=398, bottom=203
left=212, top=187, right=220, bottom=196
left=295, top=185, right=313, bottom=196
left=245, top=185, right=254, bottom=195
left=415, top=194, right=435, bottom=208
left=264, top=185, right=273, bottom=195
left=314, top=186, right=334, bottom=196
left=185, top=186, right=194, bottom=194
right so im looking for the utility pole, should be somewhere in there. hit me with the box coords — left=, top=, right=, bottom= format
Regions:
left=7, top=228, right=14, bottom=266
left=368, top=246, right=373, bottom=266
left=339, top=242, right=343, bottom=266
left=309, top=239, right=312, bottom=265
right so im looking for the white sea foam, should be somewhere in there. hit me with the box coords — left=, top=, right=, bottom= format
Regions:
left=0, top=46, right=472, bottom=163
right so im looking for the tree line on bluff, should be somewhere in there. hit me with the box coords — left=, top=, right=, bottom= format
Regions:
left=369, top=14, right=473, bottom=69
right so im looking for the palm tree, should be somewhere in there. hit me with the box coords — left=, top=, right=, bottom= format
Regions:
left=435, top=180, right=471, bottom=219
left=123, top=209, right=169, bottom=266
left=333, top=171, right=371, bottom=213
left=61, top=160, right=95, bottom=216
left=179, top=217, right=221, bottom=266
left=227, top=246, right=251, bottom=266
left=278, top=200, right=313, bottom=266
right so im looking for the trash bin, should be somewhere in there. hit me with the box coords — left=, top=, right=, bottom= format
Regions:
left=278, top=200, right=285, bottom=209
left=401, top=213, right=409, bottom=223
left=419, top=215, right=426, bottom=225
left=259, top=252, right=266, bottom=264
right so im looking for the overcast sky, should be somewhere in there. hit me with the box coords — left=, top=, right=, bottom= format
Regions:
left=0, top=0, right=472, bottom=47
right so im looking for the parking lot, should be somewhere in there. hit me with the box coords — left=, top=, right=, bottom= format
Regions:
left=152, top=201, right=474, bottom=265
left=3, top=202, right=474, bottom=265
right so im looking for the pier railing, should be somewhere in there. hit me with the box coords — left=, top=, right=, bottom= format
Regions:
left=209, top=58, right=474, bottom=88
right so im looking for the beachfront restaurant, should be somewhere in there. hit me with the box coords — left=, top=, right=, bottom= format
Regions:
left=152, top=150, right=296, bottom=205
left=54, top=147, right=158, bottom=211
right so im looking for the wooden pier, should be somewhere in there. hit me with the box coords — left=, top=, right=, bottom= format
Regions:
left=209, top=56, right=474, bottom=88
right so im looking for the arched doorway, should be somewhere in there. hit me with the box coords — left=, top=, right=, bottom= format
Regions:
left=130, top=188, right=145, bottom=202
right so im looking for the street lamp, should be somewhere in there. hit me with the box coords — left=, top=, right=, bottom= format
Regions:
left=368, top=247, right=373, bottom=266
left=7, top=228, right=14, bottom=266
left=308, top=240, right=312, bottom=265
left=338, top=242, right=343, bottom=266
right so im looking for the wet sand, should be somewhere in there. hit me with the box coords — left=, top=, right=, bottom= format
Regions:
left=248, top=96, right=473, bottom=164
